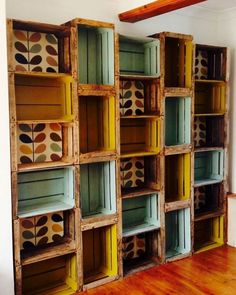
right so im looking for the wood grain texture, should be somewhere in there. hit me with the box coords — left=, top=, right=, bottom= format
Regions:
left=119, top=0, right=206, bottom=23
left=79, top=246, right=236, bottom=295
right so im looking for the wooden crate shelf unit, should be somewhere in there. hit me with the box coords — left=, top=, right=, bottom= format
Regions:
left=194, top=149, right=224, bottom=187
left=122, top=193, right=160, bottom=237
left=119, top=35, right=160, bottom=77
left=165, top=96, right=191, bottom=146
left=194, top=215, right=224, bottom=253
left=195, top=44, right=227, bottom=81
left=165, top=208, right=191, bottom=259
left=8, top=19, right=71, bottom=74
left=165, top=153, right=191, bottom=203
left=21, top=253, right=77, bottom=295
left=80, top=161, right=116, bottom=218
left=82, top=224, right=117, bottom=285
left=16, top=167, right=74, bottom=218
left=12, top=72, right=73, bottom=121
left=79, top=95, right=116, bottom=156
left=195, top=80, right=226, bottom=115
left=122, top=230, right=160, bottom=275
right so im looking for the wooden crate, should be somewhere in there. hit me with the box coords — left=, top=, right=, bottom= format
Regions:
left=119, top=35, right=160, bottom=77
left=194, top=215, right=224, bottom=253
left=165, top=153, right=191, bottom=202
left=79, top=95, right=116, bottom=155
left=165, top=97, right=191, bottom=146
left=15, top=121, right=74, bottom=171
left=194, top=115, right=224, bottom=148
left=17, top=167, right=74, bottom=218
left=82, top=224, right=117, bottom=284
left=195, top=45, right=227, bottom=81
left=122, top=230, right=159, bottom=275
left=165, top=208, right=191, bottom=259
left=195, top=81, right=226, bottom=115
left=120, top=117, right=160, bottom=157
left=77, top=24, right=114, bottom=85
left=194, top=183, right=224, bottom=216
left=80, top=161, right=116, bottom=218
left=122, top=194, right=160, bottom=237
left=194, top=150, right=224, bottom=187
left=12, top=72, right=73, bottom=121
left=120, top=155, right=160, bottom=197
left=21, top=254, right=77, bottom=294
left=120, top=78, right=159, bottom=116
left=8, top=19, right=71, bottom=73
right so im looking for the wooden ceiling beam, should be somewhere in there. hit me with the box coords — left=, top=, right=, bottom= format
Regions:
left=119, top=0, right=207, bottom=23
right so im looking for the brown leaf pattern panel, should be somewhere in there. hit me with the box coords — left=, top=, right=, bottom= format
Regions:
left=122, top=234, right=146, bottom=260
left=194, top=117, right=206, bottom=147
left=194, top=50, right=208, bottom=80
left=13, top=30, right=58, bottom=72
left=120, top=157, right=144, bottom=189
left=194, top=187, right=206, bottom=211
left=20, top=212, right=64, bottom=250
left=17, top=123, right=62, bottom=164
left=120, top=80, right=144, bottom=116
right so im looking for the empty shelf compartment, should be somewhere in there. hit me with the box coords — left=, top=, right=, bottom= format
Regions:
left=194, top=183, right=224, bottom=216
left=195, top=44, right=227, bottom=81
left=82, top=224, right=117, bottom=284
left=14, top=73, right=73, bottom=121
left=120, top=78, right=159, bottom=116
left=194, top=150, right=224, bottom=186
left=22, top=254, right=77, bottom=295
left=194, top=115, right=224, bottom=148
left=79, top=95, right=116, bottom=155
left=164, top=36, right=192, bottom=88
left=122, top=194, right=160, bottom=237
left=165, top=97, right=191, bottom=146
left=119, top=35, right=160, bottom=77
left=165, top=153, right=191, bottom=202
left=120, top=117, right=160, bottom=157
left=194, top=215, right=224, bottom=252
left=17, top=122, right=73, bottom=168
left=122, top=230, right=159, bottom=275
left=120, top=155, right=160, bottom=197
left=195, top=81, right=226, bottom=115
left=78, top=24, right=114, bottom=85
left=17, top=167, right=74, bottom=218
left=80, top=161, right=116, bottom=218
left=165, top=208, right=191, bottom=259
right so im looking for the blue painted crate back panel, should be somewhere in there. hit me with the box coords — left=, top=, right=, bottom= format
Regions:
left=80, top=161, right=116, bottom=217
left=78, top=26, right=114, bottom=85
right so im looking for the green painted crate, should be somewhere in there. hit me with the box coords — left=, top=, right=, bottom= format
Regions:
left=194, top=150, right=224, bottom=187
left=80, top=161, right=116, bottom=218
left=122, top=194, right=160, bottom=237
left=165, top=208, right=191, bottom=259
left=18, top=167, right=74, bottom=218
left=78, top=25, right=114, bottom=85
left=165, top=97, right=191, bottom=146
left=119, top=35, right=160, bottom=77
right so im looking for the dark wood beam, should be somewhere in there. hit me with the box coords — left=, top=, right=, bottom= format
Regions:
left=119, top=0, right=207, bottom=23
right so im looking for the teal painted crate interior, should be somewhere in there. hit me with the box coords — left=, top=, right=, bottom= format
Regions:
left=122, top=194, right=160, bottom=237
left=194, top=150, right=224, bottom=187
left=78, top=25, right=114, bottom=85
left=165, top=97, right=191, bottom=146
left=119, top=35, right=160, bottom=77
left=80, top=161, right=116, bottom=218
left=18, top=167, right=74, bottom=218
left=165, top=208, right=191, bottom=259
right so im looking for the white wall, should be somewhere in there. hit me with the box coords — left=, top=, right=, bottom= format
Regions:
left=0, top=0, right=14, bottom=294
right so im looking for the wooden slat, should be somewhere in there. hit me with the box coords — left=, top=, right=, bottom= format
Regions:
left=119, top=0, right=206, bottom=23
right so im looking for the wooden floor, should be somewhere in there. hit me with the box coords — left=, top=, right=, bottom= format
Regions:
left=81, top=246, right=236, bottom=295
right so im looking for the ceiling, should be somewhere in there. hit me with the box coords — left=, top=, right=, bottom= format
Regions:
left=198, top=0, right=236, bottom=11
